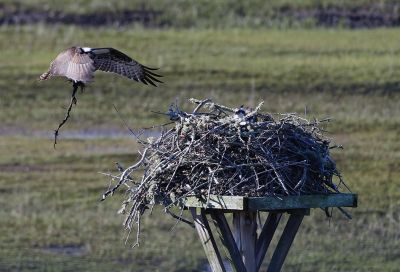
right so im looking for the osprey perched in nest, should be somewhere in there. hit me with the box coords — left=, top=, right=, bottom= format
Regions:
left=39, top=46, right=163, bottom=147
left=39, top=46, right=162, bottom=87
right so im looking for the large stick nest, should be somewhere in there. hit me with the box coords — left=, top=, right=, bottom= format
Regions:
left=102, top=98, right=349, bottom=244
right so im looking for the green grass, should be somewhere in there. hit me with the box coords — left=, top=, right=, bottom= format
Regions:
left=0, top=25, right=399, bottom=271
left=0, top=138, right=204, bottom=271
left=1, top=26, right=400, bottom=131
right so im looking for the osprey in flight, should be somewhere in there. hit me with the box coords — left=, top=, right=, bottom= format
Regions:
left=39, top=46, right=162, bottom=87
left=39, top=46, right=163, bottom=147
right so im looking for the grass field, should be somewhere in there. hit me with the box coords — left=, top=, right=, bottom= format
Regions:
left=0, top=25, right=399, bottom=271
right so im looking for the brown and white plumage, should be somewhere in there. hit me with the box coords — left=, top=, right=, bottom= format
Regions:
left=39, top=46, right=163, bottom=86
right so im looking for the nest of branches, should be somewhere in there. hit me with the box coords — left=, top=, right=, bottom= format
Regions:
left=102, top=98, right=348, bottom=245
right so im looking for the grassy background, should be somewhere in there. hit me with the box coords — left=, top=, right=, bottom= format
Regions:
left=0, top=2, right=400, bottom=272
left=2, top=26, right=400, bottom=131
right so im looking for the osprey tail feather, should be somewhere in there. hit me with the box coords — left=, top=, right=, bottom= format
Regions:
left=39, top=70, right=51, bottom=81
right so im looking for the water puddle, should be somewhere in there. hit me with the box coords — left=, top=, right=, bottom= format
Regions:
left=41, top=244, right=86, bottom=256
left=0, top=126, right=161, bottom=140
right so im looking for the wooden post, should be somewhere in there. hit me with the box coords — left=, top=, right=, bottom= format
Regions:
left=210, top=211, right=247, bottom=272
left=181, top=194, right=356, bottom=272
left=233, top=211, right=257, bottom=272
left=190, top=208, right=226, bottom=272
left=267, top=214, right=304, bottom=272
left=255, top=213, right=282, bottom=270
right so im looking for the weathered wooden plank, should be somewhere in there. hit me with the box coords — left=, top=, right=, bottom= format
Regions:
left=210, top=211, right=247, bottom=272
left=255, top=213, right=282, bottom=271
left=232, top=211, right=257, bottom=272
left=185, top=195, right=245, bottom=210
left=247, top=193, right=357, bottom=211
left=286, top=209, right=310, bottom=215
left=190, top=208, right=226, bottom=272
left=232, top=212, right=242, bottom=251
left=267, top=214, right=304, bottom=272
left=183, top=194, right=357, bottom=211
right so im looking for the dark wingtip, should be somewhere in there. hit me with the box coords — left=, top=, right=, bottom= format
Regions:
left=145, top=69, right=163, bottom=78
left=148, top=81, right=157, bottom=87
left=144, top=66, right=163, bottom=77
left=144, top=76, right=157, bottom=87
left=143, top=65, right=160, bottom=71
left=140, top=78, right=149, bottom=85
left=145, top=73, right=163, bottom=83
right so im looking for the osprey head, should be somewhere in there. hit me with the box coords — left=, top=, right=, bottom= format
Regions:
left=81, top=47, right=92, bottom=53
left=75, top=47, right=91, bottom=54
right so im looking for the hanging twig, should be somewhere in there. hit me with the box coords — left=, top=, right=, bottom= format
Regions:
left=53, top=83, right=80, bottom=148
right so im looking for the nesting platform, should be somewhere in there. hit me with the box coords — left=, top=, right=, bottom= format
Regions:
left=185, top=193, right=357, bottom=272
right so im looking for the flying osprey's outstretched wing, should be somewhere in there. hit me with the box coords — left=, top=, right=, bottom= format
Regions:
left=39, top=47, right=95, bottom=83
left=90, top=47, right=163, bottom=86
left=39, top=47, right=162, bottom=86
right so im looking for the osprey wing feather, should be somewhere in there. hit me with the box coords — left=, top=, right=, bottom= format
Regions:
left=91, top=48, right=163, bottom=86
left=39, top=46, right=162, bottom=86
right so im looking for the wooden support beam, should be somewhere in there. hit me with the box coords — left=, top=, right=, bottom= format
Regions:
left=185, top=195, right=245, bottom=210
left=255, top=213, right=282, bottom=271
left=233, top=211, right=257, bottom=272
left=267, top=214, right=304, bottom=272
left=190, top=208, right=226, bottom=272
left=210, top=211, right=247, bottom=272
left=248, top=194, right=357, bottom=211
left=287, top=209, right=310, bottom=215
left=183, top=194, right=357, bottom=211
left=184, top=193, right=356, bottom=271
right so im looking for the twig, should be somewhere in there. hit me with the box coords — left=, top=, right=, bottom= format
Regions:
left=165, top=208, right=195, bottom=228
left=53, top=83, right=79, bottom=148
left=101, top=148, right=149, bottom=201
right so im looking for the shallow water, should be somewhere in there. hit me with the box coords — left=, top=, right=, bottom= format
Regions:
left=41, top=245, right=87, bottom=256
left=0, top=126, right=161, bottom=140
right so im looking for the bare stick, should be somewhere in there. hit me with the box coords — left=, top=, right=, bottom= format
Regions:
left=165, top=208, right=195, bottom=228
left=101, top=148, right=149, bottom=201
left=53, top=83, right=79, bottom=148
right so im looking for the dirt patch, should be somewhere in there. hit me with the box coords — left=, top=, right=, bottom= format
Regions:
left=280, top=4, right=400, bottom=28
left=1, top=3, right=400, bottom=28
left=0, top=5, right=161, bottom=27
